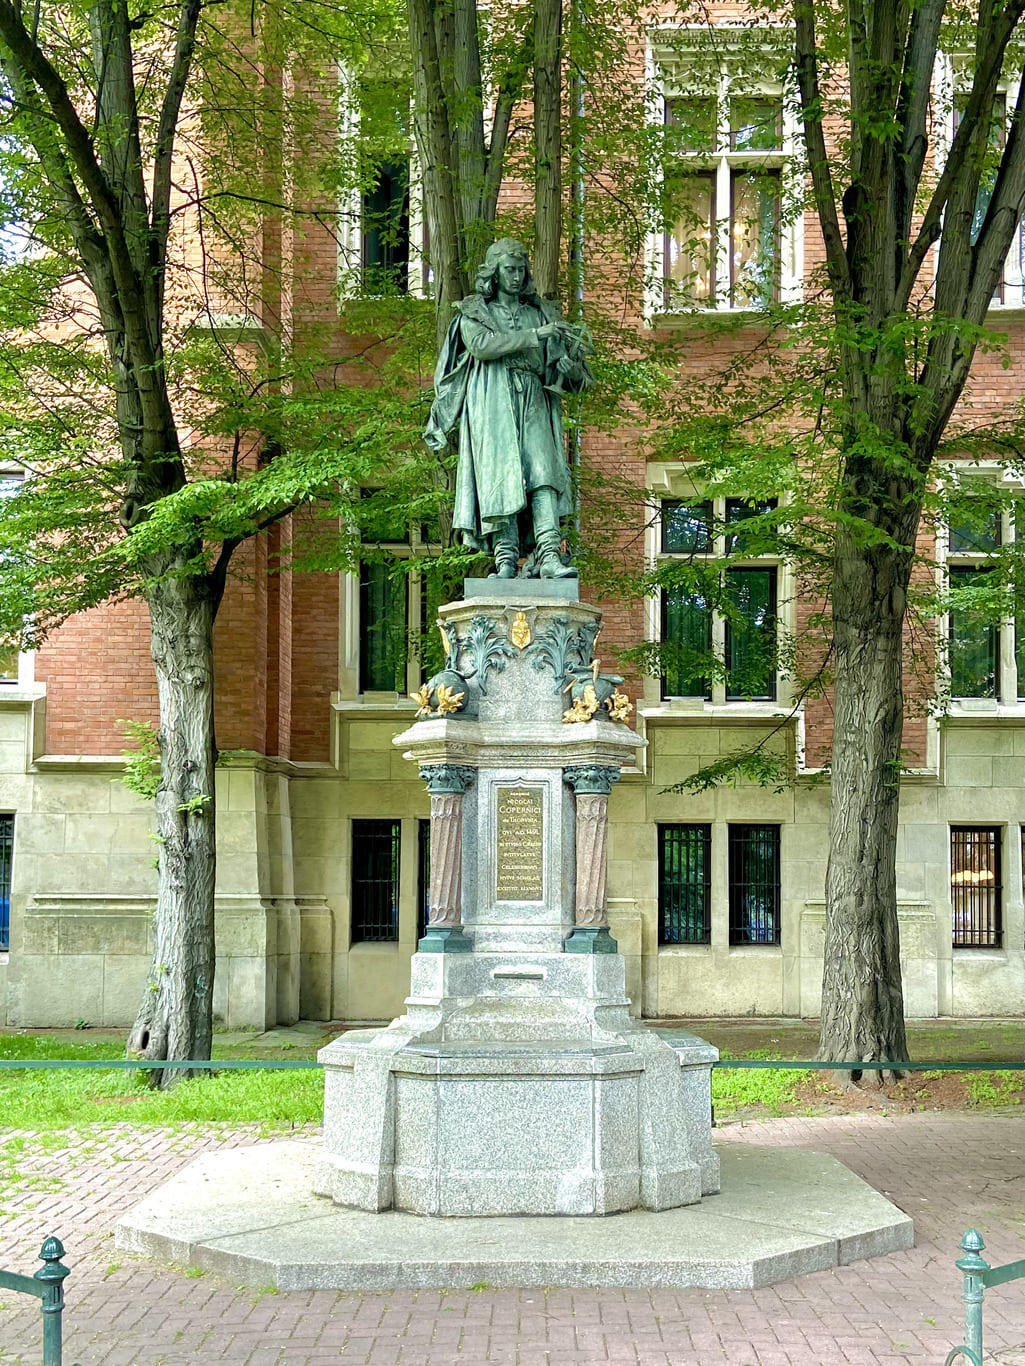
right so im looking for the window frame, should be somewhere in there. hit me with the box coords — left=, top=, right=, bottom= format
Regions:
left=657, top=493, right=781, bottom=704
left=939, top=472, right=1023, bottom=707
left=727, top=823, right=781, bottom=947
left=0, top=813, right=13, bottom=952
left=649, top=29, right=802, bottom=317
left=336, top=67, right=429, bottom=300
left=936, top=57, right=1025, bottom=312
left=0, top=467, right=31, bottom=688
left=350, top=818, right=402, bottom=944
left=352, top=502, right=452, bottom=701
left=658, top=823, right=712, bottom=945
left=950, top=825, right=1003, bottom=949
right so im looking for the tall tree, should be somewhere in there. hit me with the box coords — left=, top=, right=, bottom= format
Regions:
left=0, top=0, right=404, bottom=1084
left=794, top=0, right=1024, bottom=1072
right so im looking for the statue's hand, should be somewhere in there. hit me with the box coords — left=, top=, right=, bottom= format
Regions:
left=535, top=322, right=562, bottom=340
left=556, top=355, right=584, bottom=382
left=424, top=427, right=451, bottom=453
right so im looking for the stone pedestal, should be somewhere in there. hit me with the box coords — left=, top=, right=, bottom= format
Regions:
left=316, top=585, right=719, bottom=1216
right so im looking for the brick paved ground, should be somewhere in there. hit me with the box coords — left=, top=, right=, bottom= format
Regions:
left=0, top=1113, right=1021, bottom=1366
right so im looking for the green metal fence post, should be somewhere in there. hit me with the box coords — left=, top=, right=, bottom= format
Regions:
left=951, top=1229, right=989, bottom=1366
left=34, top=1236, right=70, bottom=1366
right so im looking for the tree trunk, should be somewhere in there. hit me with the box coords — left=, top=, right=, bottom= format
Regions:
left=128, top=565, right=218, bottom=1089
left=533, top=0, right=563, bottom=298
left=820, top=511, right=912, bottom=1083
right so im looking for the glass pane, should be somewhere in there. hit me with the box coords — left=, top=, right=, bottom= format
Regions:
left=665, top=96, right=716, bottom=151
left=351, top=819, right=401, bottom=943
left=725, top=498, right=777, bottom=553
left=728, top=825, right=780, bottom=945
left=949, top=566, right=997, bottom=698
left=731, top=172, right=780, bottom=308
left=360, top=560, right=408, bottom=692
left=361, top=488, right=410, bottom=544
left=417, top=819, right=430, bottom=941
left=362, top=159, right=410, bottom=295
left=418, top=564, right=463, bottom=681
left=659, top=824, right=711, bottom=944
left=0, top=814, right=11, bottom=951
left=662, top=588, right=712, bottom=698
left=950, top=827, right=1002, bottom=948
left=948, top=508, right=1001, bottom=553
left=730, top=98, right=782, bottom=150
left=725, top=568, right=776, bottom=699
left=0, top=641, right=17, bottom=682
left=661, top=500, right=712, bottom=553
left=665, top=175, right=715, bottom=306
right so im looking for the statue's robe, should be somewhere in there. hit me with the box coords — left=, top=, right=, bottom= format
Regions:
left=424, top=293, right=588, bottom=546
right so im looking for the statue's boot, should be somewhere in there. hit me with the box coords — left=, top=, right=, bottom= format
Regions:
left=533, top=487, right=577, bottom=579
left=490, top=518, right=519, bottom=579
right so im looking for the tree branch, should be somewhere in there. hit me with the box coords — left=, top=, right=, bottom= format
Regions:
left=152, top=0, right=204, bottom=310
left=793, top=0, right=851, bottom=304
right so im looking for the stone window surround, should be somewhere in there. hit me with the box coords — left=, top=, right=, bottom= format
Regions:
left=340, top=518, right=445, bottom=704
left=937, top=462, right=1024, bottom=713
left=641, top=464, right=793, bottom=713
left=0, top=466, right=34, bottom=691
left=656, top=820, right=785, bottom=953
left=934, top=55, right=1024, bottom=313
left=334, top=64, right=429, bottom=302
left=645, top=25, right=804, bottom=320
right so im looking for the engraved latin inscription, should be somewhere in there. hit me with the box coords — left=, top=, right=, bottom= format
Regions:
left=495, top=787, right=544, bottom=902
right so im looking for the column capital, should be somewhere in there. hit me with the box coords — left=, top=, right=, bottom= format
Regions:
left=563, top=764, right=621, bottom=795
left=418, top=764, right=476, bottom=794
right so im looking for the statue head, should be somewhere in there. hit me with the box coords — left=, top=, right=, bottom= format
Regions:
left=475, top=238, right=536, bottom=302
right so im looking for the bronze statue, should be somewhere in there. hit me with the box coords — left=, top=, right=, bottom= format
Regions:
left=424, top=239, right=592, bottom=579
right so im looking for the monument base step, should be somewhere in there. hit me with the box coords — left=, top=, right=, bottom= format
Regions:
left=115, top=1140, right=913, bottom=1291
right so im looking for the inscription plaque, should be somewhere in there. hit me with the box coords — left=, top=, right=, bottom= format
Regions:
left=495, top=787, right=545, bottom=901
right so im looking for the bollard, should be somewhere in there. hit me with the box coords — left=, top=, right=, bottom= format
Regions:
left=0, top=1236, right=76, bottom=1366
left=35, top=1236, right=72, bottom=1366
left=944, top=1229, right=1025, bottom=1366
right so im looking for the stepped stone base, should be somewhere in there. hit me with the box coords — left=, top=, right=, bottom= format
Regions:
left=115, top=1140, right=914, bottom=1291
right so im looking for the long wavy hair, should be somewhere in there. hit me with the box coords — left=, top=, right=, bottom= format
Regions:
left=474, top=238, right=540, bottom=304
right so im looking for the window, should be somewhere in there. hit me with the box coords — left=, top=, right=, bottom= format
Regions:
left=417, top=818, right=431, bottom=942
left=351, top=819, right=401, bottom=943
left=951, top=827, right=1002, bottom=948
left=357, top=494, right=457, bottom=696
left=0, top=470, right=24, bottom=684
left=660, top=496, right=779, bottom=701
left=728, top=825, right=780, bottom=945
left=360, top=559, right=409, bottom=693
left=340, top=74, right=424, bottom=297
left=944, top=497, right=1022, bottom=702
left=658, top=824, right=711, bottom=944
left=0, top=815, right=12, bottom=951
left=947, top=71, right=1025, bottom=309
left=653, top=34, right=798, bottom=313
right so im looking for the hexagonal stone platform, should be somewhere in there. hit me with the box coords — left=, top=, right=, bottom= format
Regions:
left=115, top=1139, right=913, bottom=1290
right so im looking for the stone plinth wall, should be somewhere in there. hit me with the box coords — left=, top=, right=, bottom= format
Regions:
left=1, top=697, right=1022, bottom=1026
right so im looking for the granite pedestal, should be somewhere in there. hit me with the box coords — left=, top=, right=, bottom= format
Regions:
left=315, top=585, right=719, bottom=1216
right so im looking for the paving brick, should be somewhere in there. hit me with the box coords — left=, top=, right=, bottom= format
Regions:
left=0, top=1113, right=1022, bottom=1365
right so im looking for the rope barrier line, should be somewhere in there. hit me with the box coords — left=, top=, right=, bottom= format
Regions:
left=0, top=1057, right=1020, bottom=1072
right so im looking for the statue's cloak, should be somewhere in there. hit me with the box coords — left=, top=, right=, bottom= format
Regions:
left=424, top=293, right=578, bottom=544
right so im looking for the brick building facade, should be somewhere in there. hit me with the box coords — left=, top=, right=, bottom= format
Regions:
left=0, top=24, right=1022, bottom=1029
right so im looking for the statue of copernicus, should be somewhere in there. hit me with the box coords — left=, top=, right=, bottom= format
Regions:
left=424, top=238, right=592, bottom=579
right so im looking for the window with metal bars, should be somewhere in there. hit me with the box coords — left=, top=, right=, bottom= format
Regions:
left=0, top=814, right=12, bottom=952
left=417, top=819, right=430, bottom=941
left=951, top=827, right=1002, bottom=948
left=728, top=825, right=780, bottom=945
left=658, top=824, right=711, bottom=944
left=351, top=819, right=401, bottom=943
